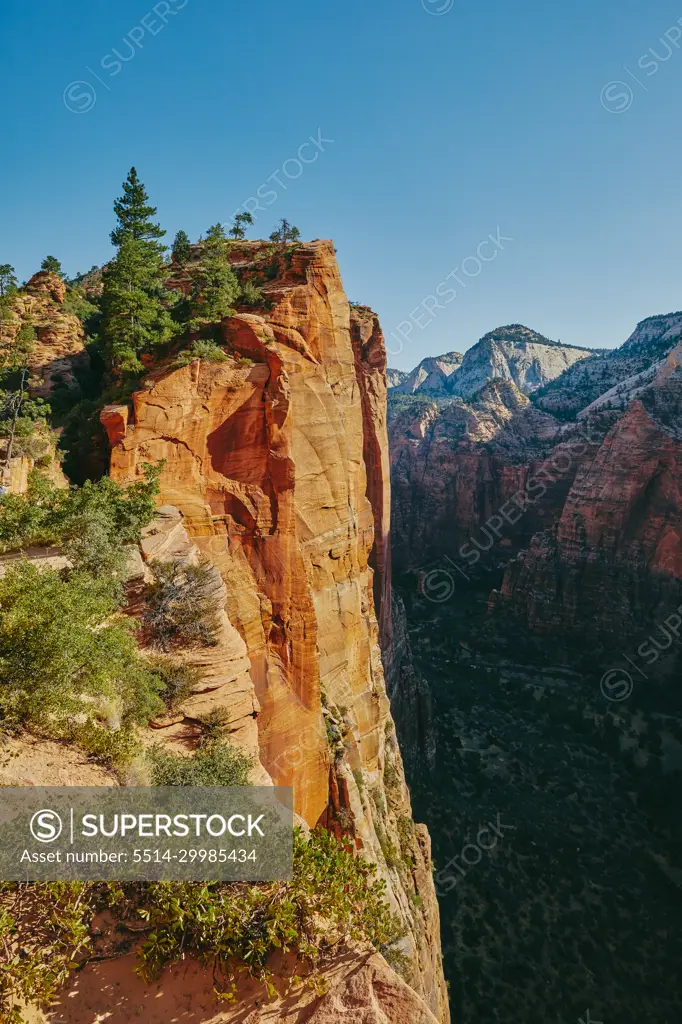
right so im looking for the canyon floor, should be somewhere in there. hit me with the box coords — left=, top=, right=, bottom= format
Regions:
left=399, top=576, right=682, bottom=1024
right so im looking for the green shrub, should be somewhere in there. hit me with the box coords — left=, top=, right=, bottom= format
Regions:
left=396, top=814, right=416, bottom=854
left=0, top=561, right=164, bottom=761
left=146, top=740, right=253, bottom=786
left=0, top=828, right=397, bottom=1020
left=174, top=338, right=228, bottom=367
left=143, top=559, right=222, bottom=651
left=239, top=280, right=266, bottom=309
left=0, top=462, right=161, bottom=554
left=195, top=707, right=232, bottom=745
left=381, top=944, right=414, bottom=983
left=147, top=655, right=201, bottom=711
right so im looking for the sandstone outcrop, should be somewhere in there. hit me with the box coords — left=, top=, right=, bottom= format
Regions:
left=390, top=352, right=462, bottom=396
left=102, top=241, right=449, bottom=1021
left=25, top=949, right=439, bottom=1024
left=0, top=271, right=86, bottom=397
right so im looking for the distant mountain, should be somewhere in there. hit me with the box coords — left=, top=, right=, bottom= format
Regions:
left=389, top=352, right=463, bottom=395
left=386, top=368, right=409, bottom=388
left=446, top=325, right=595, bottom=399
left=388, top=325, right=595, bottom=401
left=533, top=312, right=682, bottom=419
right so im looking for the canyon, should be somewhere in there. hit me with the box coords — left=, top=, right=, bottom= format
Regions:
left=3, top=235, right=682, bottom=1022
left=387, top=314, right=682, bottom=1023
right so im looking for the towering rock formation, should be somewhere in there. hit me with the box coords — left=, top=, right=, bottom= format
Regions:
left=102, top=241, right=449, bottom=1021
left=493, top=346, right=682, bottom=636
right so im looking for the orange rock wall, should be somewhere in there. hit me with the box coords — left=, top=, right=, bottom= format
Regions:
left=105, top=242, right=449, bottom=1020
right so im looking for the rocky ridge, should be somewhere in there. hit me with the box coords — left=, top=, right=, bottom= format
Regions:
left=388, top=324, right=594, bottom=401
left=390, top=352, right=463, bottom=396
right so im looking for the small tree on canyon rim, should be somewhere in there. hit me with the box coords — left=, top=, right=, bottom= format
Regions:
left=229, top=212, right=254, bottom=240
left=269, top=218, right=300, bottom=244
left=187, top=223, right=240, bottom=329
left=40, top=256, right=63, bottom=277
left=0, top=265, right=17, bottom=297
left=171, top=229, right=191, bottom=266
left=101, top=167, right=177, bottom=375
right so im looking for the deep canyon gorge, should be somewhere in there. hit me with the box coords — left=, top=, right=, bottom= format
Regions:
left=1, top=229, right=681, bottom=1023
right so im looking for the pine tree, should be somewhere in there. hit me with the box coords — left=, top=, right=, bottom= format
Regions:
left=0, top=265, right=17, bottom=297
left=171, top=230, right=191, bottom=265
left=111, top=167, right=165, bottom=249
left=40, top=256, right=63, bottom=277
left=269, top=219, right=301, bottom=244
left=229, top=212, right=254, bottom=240
left=101, top=238, right=176, bottom=373
left=187, top=223, right=240, bottom=329
left=101, top=169, right=176, bottom=374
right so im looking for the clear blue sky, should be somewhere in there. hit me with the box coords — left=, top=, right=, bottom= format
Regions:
left=3, top=0, right=682, bottom=368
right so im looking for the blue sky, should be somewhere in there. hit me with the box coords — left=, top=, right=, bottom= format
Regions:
left=3, top=0, right=682, bottom=369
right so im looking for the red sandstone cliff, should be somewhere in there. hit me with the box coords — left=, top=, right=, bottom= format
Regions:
left=389, top=378, right=601, bottom=574
left=492, top=348, right=682, bottom=635
left=101, top=241, right=449, bottom=1021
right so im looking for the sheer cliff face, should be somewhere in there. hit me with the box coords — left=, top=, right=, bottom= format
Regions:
left=494, top=349, right=682, bottom=634
left=389, top=379, right=587, bottom=571
left=104, top=242, right=449, bottom=1022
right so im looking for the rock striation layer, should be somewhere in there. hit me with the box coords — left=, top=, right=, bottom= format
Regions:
left=102, top=240, right=449, bottom=1022
left=493, top=347, right=682, bottom=635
